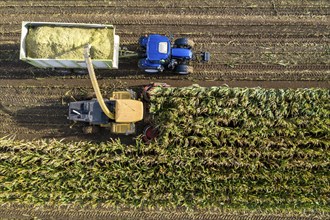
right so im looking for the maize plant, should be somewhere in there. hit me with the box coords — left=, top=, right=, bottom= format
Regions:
left=0, top=86, right=329, bottom=217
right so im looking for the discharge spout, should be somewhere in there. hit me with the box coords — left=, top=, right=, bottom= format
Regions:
left=84, top=44, right=115, bottom=120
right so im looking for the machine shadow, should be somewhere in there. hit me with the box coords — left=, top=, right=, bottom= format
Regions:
left=8, top=104, right=144, bottom=145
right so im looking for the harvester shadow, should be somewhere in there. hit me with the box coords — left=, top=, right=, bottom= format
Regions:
left=3, top=104, right=73, bottom=136
left=8, top=104, right=143, bottom=144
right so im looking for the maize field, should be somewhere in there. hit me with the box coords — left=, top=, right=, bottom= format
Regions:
left=0, top=87, right=329, bottom=219
left=0, top=0, right=329, bottom=219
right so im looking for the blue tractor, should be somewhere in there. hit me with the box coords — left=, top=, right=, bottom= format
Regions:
left=138, top=34, right=210, bottom=75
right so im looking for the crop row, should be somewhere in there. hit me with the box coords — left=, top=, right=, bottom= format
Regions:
left=0, top=136, right=328, bottom=214
left=0, top=86, right=328, bottom=216
left=150, top=87, right=329, bottom=146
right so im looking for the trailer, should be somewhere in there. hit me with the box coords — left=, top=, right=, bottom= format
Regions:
left=20, top=21, right=210, bottom=74
left=20, top=21, right=120, bottom=69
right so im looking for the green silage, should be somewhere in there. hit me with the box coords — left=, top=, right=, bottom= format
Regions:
left=26, top=26, right=114, bottom=60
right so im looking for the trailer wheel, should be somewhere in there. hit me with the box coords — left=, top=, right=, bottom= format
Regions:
left=144, top=69, right=159, bottom=73
left=175, top=65, right=193, bottom=75
left=174, top=38, right=195, bottom=48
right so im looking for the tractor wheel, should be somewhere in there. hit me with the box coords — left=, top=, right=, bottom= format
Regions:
left=144, top=69, right=159, bottom=73
left=82, top=126, right=100, bottom=134
left=174, top=38, right=195, bottom=48
left=175, top=65, right=193, bottom=75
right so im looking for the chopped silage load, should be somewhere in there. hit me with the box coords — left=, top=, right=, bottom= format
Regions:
left=26, top=26, right=114, bottom=60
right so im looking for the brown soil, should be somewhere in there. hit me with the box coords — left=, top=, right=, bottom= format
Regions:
left=0, top=204, right=322, bottom=220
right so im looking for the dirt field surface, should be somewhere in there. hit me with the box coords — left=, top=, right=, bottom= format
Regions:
left=0, top=1, right=329, bottom=218
left=0, top=204, right=324, bottom=220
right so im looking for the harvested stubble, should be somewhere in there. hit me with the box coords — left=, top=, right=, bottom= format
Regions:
left=0, top=86, right=329, bottom=217
left=26, top=26, right=114, bottom=59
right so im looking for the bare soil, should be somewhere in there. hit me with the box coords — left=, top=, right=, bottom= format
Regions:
left=0, top=204, right=322, bottom=220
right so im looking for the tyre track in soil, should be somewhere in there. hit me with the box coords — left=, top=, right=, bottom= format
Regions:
left=2, top=0, right=329, bottom=6
left=1, top=63, right=328, bottom=82
left=2, top=19, right=330, bottom=36
left=3, top=0, right=329, bottom=6
left=1, top=13, right=329, bottom=25
left=1, top=1, right=329, bottom=16
left=0, top=205, right=322, bottom=220
left=0, top=85, right=72, bottom=140
left=1, top=61, right=329, bottom=81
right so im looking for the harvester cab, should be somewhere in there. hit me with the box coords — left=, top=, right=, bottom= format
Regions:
left=68, top=45, right=144, bottom=135
left=138, top=34, right=210, bottom=75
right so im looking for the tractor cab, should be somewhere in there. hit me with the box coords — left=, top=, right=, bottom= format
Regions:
left=145, top=35, right=171, bottom=62
left=138, top=34, right=172, bottom=73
